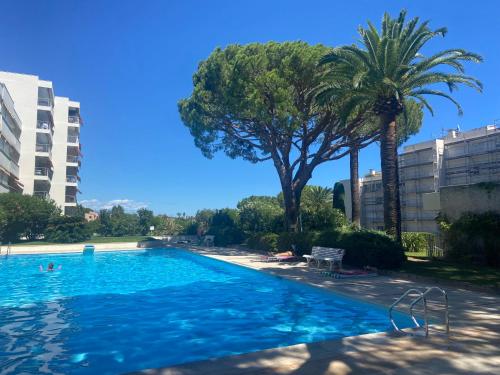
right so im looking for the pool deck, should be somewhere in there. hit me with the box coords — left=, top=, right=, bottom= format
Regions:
left=7, top=244, right=500, bottom=374
left=135, top=246, right=500, bottom=375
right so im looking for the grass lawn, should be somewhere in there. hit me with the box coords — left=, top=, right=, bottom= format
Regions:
left=11, top=236, right=153, bottom=246
left=400, top=257, right=500, bottom=287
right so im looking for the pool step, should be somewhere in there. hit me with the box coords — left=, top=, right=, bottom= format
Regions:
left=389, top=286, right=449, bottom=338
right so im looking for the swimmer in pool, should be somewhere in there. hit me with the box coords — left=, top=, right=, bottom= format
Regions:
left=39, top=262, right=62, bottom=272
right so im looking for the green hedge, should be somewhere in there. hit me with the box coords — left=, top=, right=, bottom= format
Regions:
left=247, top=232, right=278, bottom=252
left=402, top=232, right=429, bottom=254
left=245, top=228, right=406, bottom=269
left=441, top=212, right=500, bottom=267
left=314, top=229, right=406, bottom=269
left=45, top=217, right=92, bottom=243
left=277, top=232, right=316, bottom=256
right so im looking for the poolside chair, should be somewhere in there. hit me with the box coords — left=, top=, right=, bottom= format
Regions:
left=303, top=247, right=345, bottom=270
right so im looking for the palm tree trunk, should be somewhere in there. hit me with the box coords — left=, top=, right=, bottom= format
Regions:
left=380, top=113, right=402, bottom=243
left=349, top=144, right=361, bottom=227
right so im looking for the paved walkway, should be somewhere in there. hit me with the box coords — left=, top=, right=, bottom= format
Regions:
left=133, top=246, right=500, bottom=375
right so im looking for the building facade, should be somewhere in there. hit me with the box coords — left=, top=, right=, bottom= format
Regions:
left=340, top=125, right=500, bottom=234
left=0, top=72, right=82, bottom=214
left=0, top=83, right=23, bottom=193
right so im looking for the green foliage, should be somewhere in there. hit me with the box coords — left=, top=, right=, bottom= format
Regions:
left=402, top=232, right=429, bottom=254
left=277, top=231, right=317, bottom=256
left=332, top=182, right=346, bottom=214
left=97, top=205, right=140, bottom=237
left=300, top=186, right=347, bottom=231
left=0, top=193, right=61, bottom=242
left=179, top=41, right=332, bottom=162
left=45, top=216, right=92, bottom=243
left=195, top=209, right=216, bottom=235
left=237, top=196, right=283, bottom=233
left=137, top=208, right=155, bottom=235
left=319, top=10, right=482, bottom=118
left=440, top=212, right=500, bottom=267
left=207, top=209, right=245, bottom=246
left=153, top=215, right=180, bottom=236
left=314, top=229, right=406, bottom=269
left=247, top=232, right=279, bottom=252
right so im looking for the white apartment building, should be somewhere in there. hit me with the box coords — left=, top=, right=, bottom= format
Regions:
left=0, top=72, right=82, bottom=214
left=340, top=125, right=500, bottom=234
left=0, top=83, right=23, bottom=193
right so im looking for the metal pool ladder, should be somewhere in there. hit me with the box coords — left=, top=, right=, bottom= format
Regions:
left=389, top=286, right=449, bottom=337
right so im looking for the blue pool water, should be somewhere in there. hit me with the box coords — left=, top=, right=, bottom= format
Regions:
left=0, top=249, right=410, bottom=374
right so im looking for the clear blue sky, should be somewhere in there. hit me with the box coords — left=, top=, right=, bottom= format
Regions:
left=1, top=0, right=499, bottom=215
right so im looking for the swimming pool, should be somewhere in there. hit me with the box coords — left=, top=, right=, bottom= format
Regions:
left=0, top=249, right=410, bottom=374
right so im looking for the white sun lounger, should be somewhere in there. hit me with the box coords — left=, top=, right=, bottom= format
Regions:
left=303, top=246, right=345, bottom=270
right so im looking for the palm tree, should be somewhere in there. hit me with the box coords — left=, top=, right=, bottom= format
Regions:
left=319, top=9, right=482, bottom=242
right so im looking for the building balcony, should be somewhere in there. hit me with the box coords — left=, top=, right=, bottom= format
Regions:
left=65, top=195, right=77, bottom=204
left=66, top=175, right=78, bottom=184
left=34, top=191, right=50, bottom=199
left=36, top=121, right=54, bottom=135
left=66, top=155, right=80, bottom=164
left=35, top=144, right=52, bottom=159
left=67, top=135, right=79, bottom=144
left=68, top=115, right=80, bottom=124
left=34, top=166, right=53, bottom=180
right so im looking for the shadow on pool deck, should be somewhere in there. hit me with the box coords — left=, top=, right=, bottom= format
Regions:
left=131, top=246, right=500, bottom=375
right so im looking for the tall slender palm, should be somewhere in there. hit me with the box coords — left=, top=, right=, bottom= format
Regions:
left=319, top=10, right=482, bottom=242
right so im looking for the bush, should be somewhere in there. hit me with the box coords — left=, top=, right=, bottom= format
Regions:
left=247, top=232, right=279, bottom=252
left=277, top=232, right=316, bottom=256
left=210, top=226, right=245, bottom=247
left=402, top=232, right=429, bottom=254
left=207, top=209, right=245, bottom=246
left=314, top=229, right=406, bottom=269
left=0, top=193, right=61, bottom=242
left=45, top=216, right=92, bottom=243
left=441, top=212, right=500, bottom=267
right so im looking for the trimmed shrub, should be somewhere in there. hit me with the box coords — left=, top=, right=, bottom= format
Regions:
left=314, top=229, right=406, bottom=269
left=247, top=232, right=279, bottom=252
left=441, top=212, right=500, bottom=267
left=338, top=230, right=406, bottom=269
left=402, top=232, right=429, bottom=254
left=210, top=226, right=245, bottom=247
left=45, top=216, right=92, bottom=243
left=277, top=232, right=316, bottom=256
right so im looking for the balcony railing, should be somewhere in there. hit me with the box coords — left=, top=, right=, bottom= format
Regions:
left=65, top=195, right=77, bottom=203
left=34, top=191, right=49, bottom=199
left=67, top=135, right=79, bottom=143
left=36, top=121, right=53, bottom=132
left=68, top=116, right=80, bottom=124
left=37, top=98, right=52, bottom=107
left=67, top=155, right=79, bottom=163
left=36, top=143, right=51, bottom=153
left=66, top=175, right=78, bottom=183
left=34, top=167, right=53, bottom=179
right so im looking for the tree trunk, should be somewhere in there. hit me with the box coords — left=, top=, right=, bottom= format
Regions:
left=380, top=114, right=402, bottom=243
left=281, top=181, right=300, bottom=232
left=349, top=144, right=361, bottom=227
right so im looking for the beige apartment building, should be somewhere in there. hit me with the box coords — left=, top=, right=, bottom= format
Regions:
left=0, top=83, right=23, bottom=193
left=0, top=72, right=82, bottom=214
left=340, top=125, right=500, bottom=234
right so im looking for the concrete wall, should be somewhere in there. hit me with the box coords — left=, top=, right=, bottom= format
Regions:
left=440, top=183, right=500, bottom=220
